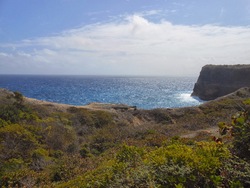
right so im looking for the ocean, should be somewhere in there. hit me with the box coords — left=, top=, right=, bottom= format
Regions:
left=0, top=75, right=203, bottom=109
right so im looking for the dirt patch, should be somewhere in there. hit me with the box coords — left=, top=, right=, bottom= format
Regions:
left=180, top=126, right=220, bottom=139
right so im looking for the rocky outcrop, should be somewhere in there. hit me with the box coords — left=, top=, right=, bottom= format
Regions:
left=192, top=64, right=250, bottom=100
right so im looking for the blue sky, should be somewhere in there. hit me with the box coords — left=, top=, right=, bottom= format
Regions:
left=0, top=0, right=250, bottom=76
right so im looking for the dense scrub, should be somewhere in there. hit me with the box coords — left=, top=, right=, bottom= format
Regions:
left=0, top=90, right=250, bottom=187
left=59, top=142, right=232, bottom=188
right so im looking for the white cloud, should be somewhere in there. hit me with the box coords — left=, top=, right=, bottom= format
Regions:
left=1, top=14, right=250, bottom=75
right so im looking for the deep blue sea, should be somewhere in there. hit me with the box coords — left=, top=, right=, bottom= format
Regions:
left=0, top=75, right=203, bottom=109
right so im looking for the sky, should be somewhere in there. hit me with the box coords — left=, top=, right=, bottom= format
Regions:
left=0, top=0, right=250, bottom=76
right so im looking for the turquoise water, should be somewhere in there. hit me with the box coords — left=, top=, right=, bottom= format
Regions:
left=0, top=75, right=202, bottom=109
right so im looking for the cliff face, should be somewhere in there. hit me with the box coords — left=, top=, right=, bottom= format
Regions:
left=192, top=64, right=250, bottom=100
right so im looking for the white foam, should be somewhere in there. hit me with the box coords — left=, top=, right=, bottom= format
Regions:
left=178, top=93, right=202, bottom=103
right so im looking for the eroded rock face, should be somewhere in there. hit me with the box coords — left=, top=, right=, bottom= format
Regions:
left=192, top=64, right=250, bottom=100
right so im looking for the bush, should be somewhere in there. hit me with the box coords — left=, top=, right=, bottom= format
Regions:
left=70, top=108, right=114, bottom=128
left=92, top=111, right=114, bottom=128
left=116, top=144, right=144, bottom=167
left=218, top=109, right=250, bottom=160
left=13, top=91, right=24, bottom=106
left=221, top=156, right=250, bottom=187
left=147, top=141, right=230, bottom=187
left=0, top=118, right=8, bottom=127
left=0, top=105, right=20, bottom=123
left=0, top=103, right=39, bottom=124
left=0, top=124, right=39, bottom=160
left=231, top=111, right=250, bottom=160
left=59, top=141, right=231, bottom=188
left=31, top=148, right=51, bottom=171
left=79, top=146, right=92, bottom=158
left=45, top=125, right=78, bottom=152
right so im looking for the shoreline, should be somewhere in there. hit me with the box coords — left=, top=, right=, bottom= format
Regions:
left=1, top=87, right=250, bottom=140
left=0, top=76, right=200, bottom=109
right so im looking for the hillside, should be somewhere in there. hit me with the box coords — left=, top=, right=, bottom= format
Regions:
left=1, top=88, right=250, bottom=187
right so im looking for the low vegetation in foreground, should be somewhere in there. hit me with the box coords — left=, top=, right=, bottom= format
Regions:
left=0, top=89, right=250, bottom=187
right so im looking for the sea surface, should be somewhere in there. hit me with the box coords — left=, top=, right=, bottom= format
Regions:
left=0, top=75, right=203, bottom=109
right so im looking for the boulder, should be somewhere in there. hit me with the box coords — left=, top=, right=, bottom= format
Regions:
left=192, top=64, right=250, bottom=100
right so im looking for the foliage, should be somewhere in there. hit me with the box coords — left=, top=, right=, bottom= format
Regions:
left=0, top=100, right=39, bottom=124
left=69, top=108, right=114, bottom=128
left=220, top=156, right=250, bottom=187
left=146, top=141, right=230, bottom=187
left=13, top=91, right=24, bottom=106
left=217, top=100, right=250, bottom=187
left=231, top=111, right=250, bottom=160
left=79, top=145, right=92, bottom=158
left=218, top=110, right=250, bottom=160
left=243, top=98, right=250, bottom=105
left=148, top=109, right=173, bottom=124
left=60, top=142, right=231, bottom=188
left=0, top=118, right=8, bottom=127
left=45, top=124, right=78, bottom=152
left=0, top=124, right=39, bottom=161
left=1, top=91, right=250, bottom=187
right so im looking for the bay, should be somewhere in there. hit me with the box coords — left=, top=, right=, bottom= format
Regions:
left=0, top=75, right=202, bottom=109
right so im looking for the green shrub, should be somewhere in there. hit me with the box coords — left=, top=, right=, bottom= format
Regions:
left=146, top=141, right=229, bottom=187
left=88, top=124, right=120, bottom=155
left=231, top=111, right=250, bottom=160
left=92, top=110, right=114, bottom=128
left=31, top=148, right=51, bottom=171
left=89, top=133, right=116, bottom=155
left=70, top=108, right=114, bottom=128
left=76, top=109, right=95, bottom=126
left=221, top=156, right=250, bottom=187
left=243, top=99, right=250, bottom=105
left=219, top=110, right=250, bottom=160
left=0, top=124, right=39, bottom=160
left=59, top=141, right=231, bottom=188
left=79, top=146, right=92, bottom=158
left=116, top=144, right=144, bottom=167
left=0, top=105, right=20, bottom=123
left=13, top=91, right=24, bottom=106
left=0, top=103, right=39, bottom=124
left=45, top=125, right=78, bottom=153
left=0, top=118, right=8, bottom=127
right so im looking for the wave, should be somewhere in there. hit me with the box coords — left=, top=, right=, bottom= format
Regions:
left=177, top=93, right=203, bottom=104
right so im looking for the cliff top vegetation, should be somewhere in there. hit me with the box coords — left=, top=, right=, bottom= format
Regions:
left=0, top=88, right=250, bottom=187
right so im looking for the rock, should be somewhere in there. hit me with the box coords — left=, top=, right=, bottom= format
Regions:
left=192, top=64, right=250, bottom=100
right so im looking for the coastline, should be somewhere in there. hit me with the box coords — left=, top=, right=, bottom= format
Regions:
left=1, top=87, right=250, bottom=137
left=0, top=75, right=200, bottom=109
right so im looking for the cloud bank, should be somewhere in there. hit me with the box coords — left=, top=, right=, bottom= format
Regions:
left=1, top=15, right=250, bottom=76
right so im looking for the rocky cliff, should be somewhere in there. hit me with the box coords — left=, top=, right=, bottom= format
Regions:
left=192, top=64, right=250, bottom=100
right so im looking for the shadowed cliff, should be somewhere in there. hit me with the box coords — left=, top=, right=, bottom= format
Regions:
left=192, top=64, right=250, bottom=100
